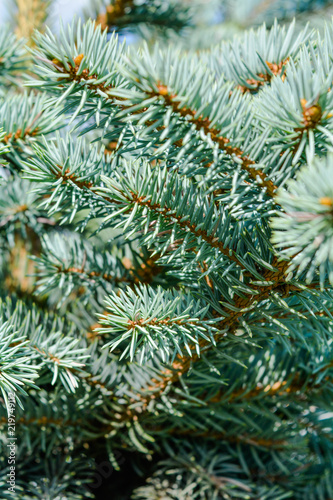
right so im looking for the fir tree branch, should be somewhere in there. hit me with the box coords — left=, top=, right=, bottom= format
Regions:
left=99, top=259, right=295, bottom=408
left=237, top=59, right=289, bottom=94
left=2, top=126, right=40, bottom=145
left=165, top=427, right=288, bottom=449
left=149, top=83, right=277, bottom=197
left=0, top=413, right=289, bottom=451
left=128, top=191, right=247, bottom=269
left=26, top=148, right=282, bottom=284
left=206, top=360, right=333, bottom=405
left=0, top=25, right=26, bottom=84
left=6, top=18, right=333, bottom=496
left=55, top=265, right=131, bottom=286
left=36, top=45, right=277, bottom=197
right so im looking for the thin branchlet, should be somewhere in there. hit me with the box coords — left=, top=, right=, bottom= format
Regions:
left=48, top=55, right=277, bottom=196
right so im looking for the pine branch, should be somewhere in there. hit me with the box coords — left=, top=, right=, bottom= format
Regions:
left=0, top=93, right=64, bottom=171
left=96, top=269, right=326, bottom=419
left=25, top=146, right=283, bottom=284
left=165, top=427, right=288, bottom=449
left=205, top=359, right=333, bottom=405
left=0, top=411, right=289, bottom=451
left=30, top=22, right=281, bottom=197
left=148, top=83, right=277, bottom=197
left=237, top=59, right=289, bottom=94
left=272, top=154, right=333, bottom=286
left=2, top=14, right=333, bottom=498
left=0, top=25, right=26, bottom=86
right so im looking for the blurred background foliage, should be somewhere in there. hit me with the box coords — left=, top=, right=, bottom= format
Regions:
left=2, top=0, right=333, bottom=49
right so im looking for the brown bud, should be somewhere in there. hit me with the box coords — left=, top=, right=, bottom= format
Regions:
left=73, top=53, right=84, bottom=66
left=320, top=197, right=333, bottom=207
left=157, top=84, right=169, bottom=96
left=301, top=99, right=322, bottom=128
left=304, top=104, right=322, bottom=122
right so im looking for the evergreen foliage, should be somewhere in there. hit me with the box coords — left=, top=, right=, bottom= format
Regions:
left=1, top=1, right=333, bottom=498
